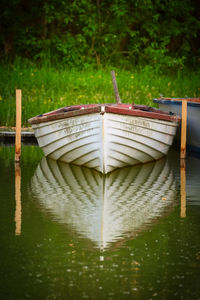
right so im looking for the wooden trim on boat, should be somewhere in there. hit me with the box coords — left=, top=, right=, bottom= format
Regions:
left=29, top=105, right=101, bottom=124
left=28, top=103, right=180, bottom=125
left=105, top=105, right=180, bottom=123
left=156, top=97, right=200, bottom=104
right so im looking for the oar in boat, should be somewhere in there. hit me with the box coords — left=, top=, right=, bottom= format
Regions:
left=111, top=70, right=122, bottom=104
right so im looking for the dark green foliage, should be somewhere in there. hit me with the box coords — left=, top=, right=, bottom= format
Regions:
left=0, top=0, right=200, bottom=70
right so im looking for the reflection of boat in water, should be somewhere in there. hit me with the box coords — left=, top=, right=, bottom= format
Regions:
left=31, top=157, right=178, bottom=249
left=185, top=154, right=200, bottom=206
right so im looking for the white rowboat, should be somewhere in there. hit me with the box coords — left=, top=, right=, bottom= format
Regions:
left=29, top=103, right=180, bottom=174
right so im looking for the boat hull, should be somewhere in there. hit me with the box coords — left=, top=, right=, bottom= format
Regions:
left=154, top=99, right=200, bottom=153
left=32, top=110, right=179, bottom=173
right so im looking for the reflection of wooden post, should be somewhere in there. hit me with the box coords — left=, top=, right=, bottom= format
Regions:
left=15, top=163, right=21, bottom=235
left=180, top=100, right=187, bottom=159
left=180, top=160, right=186, bottom=218
left=15, top=89, right=22, bottom=162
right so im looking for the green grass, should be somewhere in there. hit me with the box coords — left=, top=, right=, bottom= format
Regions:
left=0, top=61, right=200, bottom=127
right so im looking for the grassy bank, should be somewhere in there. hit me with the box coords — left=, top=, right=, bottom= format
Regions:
left=0, top=61, right=200, bottom=127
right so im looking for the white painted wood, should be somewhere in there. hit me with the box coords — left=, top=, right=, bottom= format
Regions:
left=32, top=112, right=179, bottom=174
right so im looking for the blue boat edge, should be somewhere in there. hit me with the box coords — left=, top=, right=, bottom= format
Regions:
left=153, top=98, right=200, bottom=154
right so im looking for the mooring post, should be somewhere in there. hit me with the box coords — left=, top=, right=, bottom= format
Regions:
left=180, top=100, right=187, bottom=159
left=15, top=89, right=22, bottom=162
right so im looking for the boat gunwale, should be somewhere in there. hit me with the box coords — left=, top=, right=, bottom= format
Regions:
left=105, top=105, right=180, bottom=123
left=154, top=97, right=200, bottom=107
left=28, top=103, right=180, bottom=125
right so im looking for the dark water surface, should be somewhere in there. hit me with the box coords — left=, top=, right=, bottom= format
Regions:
left=0, top=145, right=200, bottom=300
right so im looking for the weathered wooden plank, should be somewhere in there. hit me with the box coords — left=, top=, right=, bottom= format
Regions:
left=15, top=89, right=21, bottom=162
left=180, top=100, right=187, bottom=159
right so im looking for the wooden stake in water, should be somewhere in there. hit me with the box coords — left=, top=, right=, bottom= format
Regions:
left=15, top=89, right=22, bottom=162
left=111, top=70, right=121, bottom=104
left=180, top=100, right=187, bottom=159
